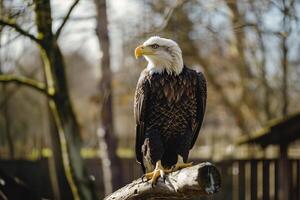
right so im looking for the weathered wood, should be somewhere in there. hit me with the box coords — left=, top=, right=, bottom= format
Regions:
left=250, top=160, right=258, bottom=200
left=104, top=162, right=221, bottom=200
left=262, top=160, right=270, bottom=200
left=238, top=160, right=245, bottom=200
left=297, top=160, right=300, bottom=200
left=279, top=144, right=290, bottom=200
left=274, top=160, right=279, bottom=200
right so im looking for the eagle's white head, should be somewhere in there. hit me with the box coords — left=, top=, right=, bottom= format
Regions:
left=135, top=36, right=183, bottom=75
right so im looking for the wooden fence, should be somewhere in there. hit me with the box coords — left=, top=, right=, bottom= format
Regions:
left=1, top=158, right=299, bottom=199
left=212, top=159, right=300, bottom=200
left=119, top=158, right=300, bottom=200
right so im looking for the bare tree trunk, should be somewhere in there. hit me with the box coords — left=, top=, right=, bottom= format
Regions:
left=282, top=38, right=288, bottom=116
left=33, top=1, right=95, bottom=199
left=226, top=0, right=252, bottom=80
left=252, top=28, right=271, bottom=120
left=0, top=67, right=14, bottom=159
left=94, top=0, right=124, bottom=194
left=261, top=56, right=271, bottom=120
left=225, top=0, right=260, bottom=121
left=281, top=0, right=290, bottom=116
left=248, top=1, right=272, bottom=120
left=0, top=0, right=95, bottom=198
left=47, top=105, right=72, bottom=200
left=2, top=93, right=14, bottom=158
left=0, top=0, right=14, bottom=159
left=258, top=33, right=271, bottom=120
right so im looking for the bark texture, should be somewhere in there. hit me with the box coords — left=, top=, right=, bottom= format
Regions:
left=104, top=162, right=221, bottom=200
left=94, top=0, right=124, bottom=194
left=34, top=1, right=95, bottom=199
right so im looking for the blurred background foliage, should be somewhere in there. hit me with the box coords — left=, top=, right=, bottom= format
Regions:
left=0, top=0, right=300, bottom=160
left=0, top=0, right=300, bottom=198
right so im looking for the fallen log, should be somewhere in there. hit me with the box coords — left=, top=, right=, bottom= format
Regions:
left=104, top=162, right=221, bottom=200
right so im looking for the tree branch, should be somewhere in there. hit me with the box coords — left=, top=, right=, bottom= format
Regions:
left=55, top=0, right=80, bottom=38
left=104, top=162, right=221, bottom=200
left=0, top=74, right=51, bottom=97
left=0, top=67, right=40, bottom=111
left=141, top=0, right=187, bottom=36
left=0, top=19, right=42, bottom=44
left=194, top=56, right=250, bottom=132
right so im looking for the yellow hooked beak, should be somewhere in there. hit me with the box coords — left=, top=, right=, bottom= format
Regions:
left=134, top=45, right=155, bottom=59
left=135, top=45, right=143, bottom=59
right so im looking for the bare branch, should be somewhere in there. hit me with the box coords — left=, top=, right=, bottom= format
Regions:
left=55, top=0, right=80, bottom=38
left=271, top=0, right=284, bottom=12
left=195, top=56, right=250, bottom=132
left=0, top=19, right=42, bottom=44
left=233, top=23, right=256, bottom=31
left=104, top=163, right=221, bottom=200
left=0, top=74, right=51, bottom=97
left=55, top=15, right=96, bottom=21
left=142, top=0, right=187, bottom=36
left=0, top=67, right=40, bottom=111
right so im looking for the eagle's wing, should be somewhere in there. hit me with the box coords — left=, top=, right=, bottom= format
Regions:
left=190, top=71, right=207, bottom=149
left=134, top=71, right=150, bottom=164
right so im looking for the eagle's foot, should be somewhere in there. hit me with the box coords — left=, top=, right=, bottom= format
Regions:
left=172, top=155, right=193, bottom=172
left=142, top=161, right=171, bottom=186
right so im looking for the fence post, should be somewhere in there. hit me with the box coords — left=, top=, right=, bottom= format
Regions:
left=250, top=160, right=258, bottom=200
left=262, top=160, right=270, bottom=200
left=238, top=160, right=245, bottom=200
left=279, top=144, right=290, bottom=200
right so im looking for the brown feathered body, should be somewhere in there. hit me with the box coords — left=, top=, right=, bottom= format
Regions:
left=134, top=66, right=207, bottom=173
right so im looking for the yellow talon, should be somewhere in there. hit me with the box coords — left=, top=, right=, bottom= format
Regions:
left=149, top=170, right=161, bottom=185
left=142, top=161, right=172, bottom=185
left=172, top=155, right=193, bottom=172
left=143, top=171, right=155, bottom=180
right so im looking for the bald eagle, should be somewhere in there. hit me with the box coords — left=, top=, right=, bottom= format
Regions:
left=134, top=36, right=207, bottom=185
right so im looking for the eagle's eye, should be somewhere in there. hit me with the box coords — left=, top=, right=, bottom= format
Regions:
left=150, top=44, right=159, bottom=49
